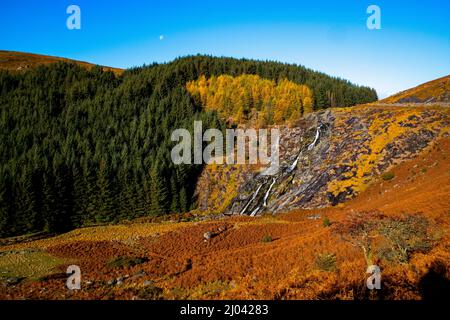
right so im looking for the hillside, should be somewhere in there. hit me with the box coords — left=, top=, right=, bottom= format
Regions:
left=0, top=51, right=123, bottom=75
left=0, top=131, right=448, bottom=300
left=0, top=54, right=378, bottom=238
left=381, top=75, right=450, bottom=104
left=194, top=101, right=449, bottom=215
left=0, top=54, right=448, bottom=300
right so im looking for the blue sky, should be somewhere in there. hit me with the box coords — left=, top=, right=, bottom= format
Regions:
left=1, top=0, right=449, bottom=98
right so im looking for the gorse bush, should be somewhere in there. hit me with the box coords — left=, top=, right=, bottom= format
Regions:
left=126, top=283, right=164, bottom=300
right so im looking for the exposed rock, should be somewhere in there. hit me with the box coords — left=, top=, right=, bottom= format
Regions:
left=3, top=277, right=24, bottom=286
left=203, top=232, right=213, bottom=241
left=216, top=106, right=449, bottom=215
left=107, top=279, right=116, bottom=286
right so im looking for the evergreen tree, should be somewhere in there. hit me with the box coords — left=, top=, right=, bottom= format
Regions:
left=94, top=161, right=114, bottom=223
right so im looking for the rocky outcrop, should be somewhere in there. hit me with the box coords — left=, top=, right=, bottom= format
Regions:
left=213, top=106, right=449, bottom=215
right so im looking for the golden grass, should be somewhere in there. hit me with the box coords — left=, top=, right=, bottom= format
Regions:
left=0, top=221, right=191, bottom=252
left=380, top=75, right=450, bottom=103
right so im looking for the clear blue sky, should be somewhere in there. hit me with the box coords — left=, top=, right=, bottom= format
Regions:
left=1, top=0, right=449, bottom=98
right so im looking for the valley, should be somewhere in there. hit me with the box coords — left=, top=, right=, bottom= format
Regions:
left=1, top=104, right=448, bottom=300
left=0, top=52, right=448, bottom=300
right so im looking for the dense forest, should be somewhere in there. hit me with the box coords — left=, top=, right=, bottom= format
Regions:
left=0, top=55, right=378, bottom=237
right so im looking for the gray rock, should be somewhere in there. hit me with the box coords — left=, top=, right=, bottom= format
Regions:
left=5, top=277, right=23, bottom=285
left=203, top=231, right=213, bottom=240
left=107, top=279, right=116, bottom=286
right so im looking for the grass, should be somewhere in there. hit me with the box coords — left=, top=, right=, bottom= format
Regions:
left=0, top=251, right=65, bottom=280
left=0, top=221, right=190, bottom=252
left=0, top=50, right=123, bottom=75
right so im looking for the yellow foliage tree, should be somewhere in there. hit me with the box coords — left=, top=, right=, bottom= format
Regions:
left=186, top=74, right=314, bottom=126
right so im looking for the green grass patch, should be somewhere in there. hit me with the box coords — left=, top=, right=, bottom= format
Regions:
left=323, top=217, right=332, bottom=227
left=0, top=251, right=65, bottom=280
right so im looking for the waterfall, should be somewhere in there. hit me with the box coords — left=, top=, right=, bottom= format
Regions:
left=288, top=124, right=322, bottom=173
left=237, top=123, right=324, bottom=217
left=307, top=124, right=322, bottom=151
left=287, top=153, right=301, bottom=173
left=250, top=206, right=260, bottom=217
left=263, top=177, right=277, bottom=207
left=240, top=183, right=263, bottom=215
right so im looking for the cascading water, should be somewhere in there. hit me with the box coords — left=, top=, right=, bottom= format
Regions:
left=263, top=177, right=277, bottom=206
left=240, top=183, right=263, bottom=215
left=308, top=123, right=322, bottom=151
left=287, top=153, right=301, bottom=173
left=238, top=122, right=324, bottom=216
left=250, top=206, right=260, bottom=217
left=287, top=124, right=322, bottom=173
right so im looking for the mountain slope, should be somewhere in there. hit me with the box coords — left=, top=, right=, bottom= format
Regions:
left=1, top=77, right=449, bottom=300
left=381, top=75, right=450, bottom=104
left=0, top=50, right=123, bottom=75
left=195, top=104, right=449, bottom=215
left=0, top=53, right=378, bottom=238
left=1, top=135, right=448, bottom=299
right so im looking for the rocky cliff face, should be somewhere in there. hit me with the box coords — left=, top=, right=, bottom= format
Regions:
left=194, top=105, right=449, bottom=215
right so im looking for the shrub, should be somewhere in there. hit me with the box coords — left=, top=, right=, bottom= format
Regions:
left=107, top=256, right=148, bottom=269
left=126, top=283, right=164, bottom=300
left=381, top=172, right=395, bottom=181
left=323, top=217, right=331, bottom=227
left=262, top=235, right=273, bottom=243
left=333, top=211, right=386, bottom=266
left=315, top=253, right=337, bottom=272
left=138, top=284, right=164, bottom=300
left=378, top=215, right=433, bottom=264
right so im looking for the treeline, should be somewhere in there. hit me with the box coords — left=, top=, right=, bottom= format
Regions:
left=187, top=74, right=313, bottom=126
left=0, top=55, right=377, bottom=237
left=129, top=55, right=378, bottom=110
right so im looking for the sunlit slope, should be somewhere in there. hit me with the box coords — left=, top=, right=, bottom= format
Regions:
left=0, top=136, right=448, bottom=299
left=381, top=75, right=450, bottom=104
left=0, top=50, right=123, bottom=75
